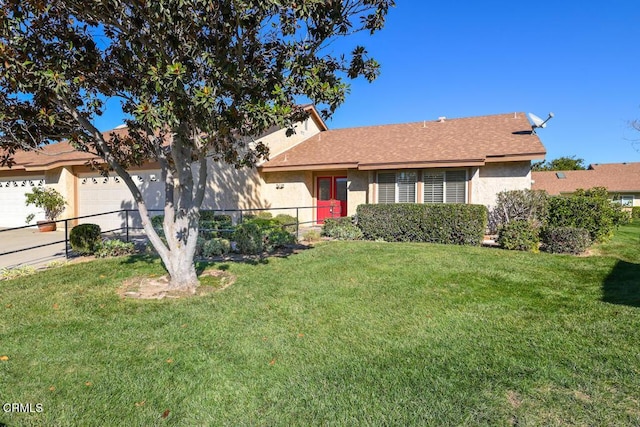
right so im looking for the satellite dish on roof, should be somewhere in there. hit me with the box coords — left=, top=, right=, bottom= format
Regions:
left=528, top=112, right=554, bottom=134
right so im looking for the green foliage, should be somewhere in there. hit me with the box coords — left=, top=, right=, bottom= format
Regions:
left=151, top=215, right=164, bottom=230
left=541, top=227, right=591, bottom=255
left=69, top=223, right=102, bottom=255
left=632, top=207, right=640, bottom=220
left=532, top=155, right=586, bottom=171
left=273, top=214, right=298, bottom=233
left=233, top=217, right=296, bottom=254
left=199, top=214, right=234, bottom=239
left=265, top=228, right=296, bottom=253
left=356, top=204, right=487, bottom=246
left=94, top=239, right=135, bottom=258
left=202, top=238, right=231, bottom=258
left=488, top=189, right=548, bottom=233
left=24, top=187, right=66, bottom=222
left=322, top=217, right=364, bottom=240
left=233, top=222, right=264, bottom=255
left=303, top=229, right=322, bottom=242
left=546, top=187, right=625, bottom=243
left=497, top=220, right=540, bottom=252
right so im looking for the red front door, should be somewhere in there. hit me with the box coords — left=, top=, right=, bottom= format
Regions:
left=317, top=176, right=347, bottom=224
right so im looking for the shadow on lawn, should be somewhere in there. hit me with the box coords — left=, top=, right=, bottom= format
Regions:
left=602, top=260, right=640, bottom=307
left=117, top=243, right=313, bottom=273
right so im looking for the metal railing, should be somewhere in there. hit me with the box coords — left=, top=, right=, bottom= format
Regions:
left=0, top=204, right=342, bottom=262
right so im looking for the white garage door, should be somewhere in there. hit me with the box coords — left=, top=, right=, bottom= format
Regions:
left=77, top=171, right=165, bottom=232
left=0, top=177, right=47, bottom=228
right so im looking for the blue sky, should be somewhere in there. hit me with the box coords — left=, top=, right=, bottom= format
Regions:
left=94, top=1, right=640, bottom=166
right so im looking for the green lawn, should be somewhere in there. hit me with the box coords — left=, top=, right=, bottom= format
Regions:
left=1, top=223, right=640, bottom=426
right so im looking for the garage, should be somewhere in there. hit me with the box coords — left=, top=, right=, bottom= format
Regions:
left=0, top=176, right=47, bottom=228
left=77, top=171, right=165, bottom=232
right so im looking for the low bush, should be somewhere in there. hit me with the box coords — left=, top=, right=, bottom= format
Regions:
left=95, top=239, right=135, bottom=258
left=488, top=189, right=548, bottom=234
left=303, top=230, right=322, bottom=242
left=265, top=228, right=296, bottom=252
left=357, top=204, right=487, bottom=246
left=541, top=227, right=591, bottom=254
left=70, top=223, right=102, bottom=255
left=632, top=207, right=640, bottom=220
left=497, top=220, right=539, bottom=252
left=322, top=217, right=363, bottom=240
left=202, top=238, right=231, bottom=257
left=233, top=222, right=264, bottom=254
left=273, top=214, right=298, bottom=233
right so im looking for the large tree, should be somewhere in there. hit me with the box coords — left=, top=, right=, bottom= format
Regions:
left=0, top=0, right=394, bottom=291
left=532, top=155, right=587, bottom=171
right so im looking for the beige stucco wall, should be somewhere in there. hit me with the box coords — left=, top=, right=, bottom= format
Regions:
left=255, top=117, right=323, bottom=161
left=472, top=162, right=532, bottom=207
left=260, top=171, right=314, bottom=223
left=44, top=166, right=77, bottom=220
left=347, top=170, right=369, bottom=215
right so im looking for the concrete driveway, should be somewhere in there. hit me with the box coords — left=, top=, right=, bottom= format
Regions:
left=0, top=227, right=68, bottom=270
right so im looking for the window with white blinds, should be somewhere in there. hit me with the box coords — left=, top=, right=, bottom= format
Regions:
left=378, top=170, right=466, bottom=204
left=422, top=169, right=467, bottom=204
left=397, top=171, right=417, bottom=203
left=377, top=172, right=396, bottom=204
left=377, top=171, right=417, bottom=203
left=424, top=171, right=444, bottom=203
left=445, top=170, right=466, bottom=204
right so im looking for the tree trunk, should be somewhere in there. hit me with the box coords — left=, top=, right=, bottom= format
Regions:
left=164, top=252, right=199, bottom=292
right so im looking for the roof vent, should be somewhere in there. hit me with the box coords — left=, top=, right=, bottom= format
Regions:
left=555, top=172, right=566, bottom=179
left=437, top=116, right=446, bottom=122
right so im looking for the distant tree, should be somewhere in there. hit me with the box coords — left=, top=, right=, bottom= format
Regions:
left=0, top=0, right=395, bottom=292
left=532, top=156, right=587, bottom=171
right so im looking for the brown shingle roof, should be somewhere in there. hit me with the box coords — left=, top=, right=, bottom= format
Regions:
left=260, top=113, right=546, bottom=171
left=532, top=162, right=640, bottom=195
left=0, top=127, right=134, bottom=171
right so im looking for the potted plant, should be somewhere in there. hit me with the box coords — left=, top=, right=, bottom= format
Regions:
left=25, top=187, right=66, bottom=232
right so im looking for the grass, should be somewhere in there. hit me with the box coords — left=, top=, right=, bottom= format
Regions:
left=1, top=223, right=640, bottom=426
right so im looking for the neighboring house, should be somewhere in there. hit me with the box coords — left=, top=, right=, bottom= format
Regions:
left=0, top=108, right=546, bottom=230
left=532, top=162, right=640, bottom=207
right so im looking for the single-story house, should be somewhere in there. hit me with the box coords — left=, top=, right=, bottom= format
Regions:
left=532, top=162, right=640, bottom=207
left=0, top=107, right=546, bottom=230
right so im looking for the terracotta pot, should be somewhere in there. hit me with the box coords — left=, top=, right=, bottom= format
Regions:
left=37, top=220, right=57, bottom=232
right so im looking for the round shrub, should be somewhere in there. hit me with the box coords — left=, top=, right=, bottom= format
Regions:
left=70, top=223, right=102, bottom=255
left=265, top=228, right=296, bottom=252
left=497, top=220, right=539, bottom=252
left=322, top=217, right=363, bottom=240
left=542, top=227, right=591, bottom=254
left=273, top=214, right=298, bottom=233
left=202, top=238, right=231, bottom=257
left=233, top=222, right=263, bottom=254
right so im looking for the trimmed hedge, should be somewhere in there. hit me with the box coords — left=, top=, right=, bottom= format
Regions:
left=632, top=207, right=640, bottom=220
left=546, top=188, right=623, bottom=243
left=497, top=220, right=539, bottom=252
left=70, top=223, right=102, bottom=255
left=541, top=226, right=591, bottom=254
left=356, top=204, right=487, bottom=245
